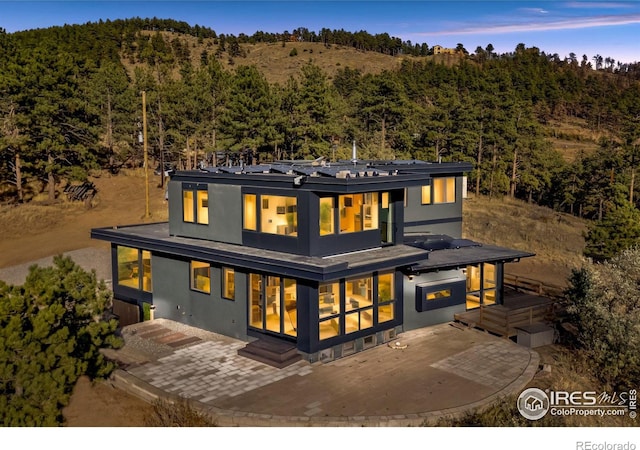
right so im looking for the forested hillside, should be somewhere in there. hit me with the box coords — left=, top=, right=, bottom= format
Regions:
left=1, top=18, right=640, bottom=259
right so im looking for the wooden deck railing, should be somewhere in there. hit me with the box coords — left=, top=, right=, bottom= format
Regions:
left=479, top=302, right=551, bottom=338
left=504, top=274, right=565, bottom=299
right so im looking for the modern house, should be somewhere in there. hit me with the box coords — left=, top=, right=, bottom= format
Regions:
left=91, top=159, right=533, bottom=365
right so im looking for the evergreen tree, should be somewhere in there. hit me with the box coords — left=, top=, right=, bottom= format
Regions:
left=0, top=256, right=122, bottom=426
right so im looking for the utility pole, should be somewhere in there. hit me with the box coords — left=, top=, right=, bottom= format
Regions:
left=142, top=90, right=150, bottom=219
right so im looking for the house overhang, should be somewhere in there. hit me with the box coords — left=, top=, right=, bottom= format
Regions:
left=91, top=223, right=433, bottom=282
left=402, top=242, right=535, bottom=275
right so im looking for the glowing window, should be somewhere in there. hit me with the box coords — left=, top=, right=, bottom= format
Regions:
left=319, top=197, right=334, bottom=235
left=196, top=190, right=208, bottom=224
left=433, top=178, right=456, bottom=204
left=421, top=185, right=431, bottom=204
left=339, top=193, right=378, bottom=233
left=426, top=289, right=451, bottom=300
left=183, top=190, right=194, bottom=222
left=243, top=194, right=257, bottom=230
left=260, top=195, right=297, bottom=236
left=190, top=261, right=211, bottom=294
left=222, top=267, right=235, bottom=300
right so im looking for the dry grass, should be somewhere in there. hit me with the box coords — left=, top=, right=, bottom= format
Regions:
left=463, top=195, right=587, bottom=286
left=0, top=201, right=83, bottom=240
left=548, top=137, right=599, bottom=162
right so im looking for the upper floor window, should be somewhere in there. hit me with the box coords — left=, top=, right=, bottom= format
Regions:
left=421, top=178, right=456, bottom=205
left=338, top=193, right=378, bottom=234
left=243, top=193, right=297, bottom=236
left=319, top=197, right=335, bottom=236
left=261, top=195, right=297, bottom=236
left=183, top=188, right=209, bottom=224
left=243, top=194, right=257, bottom=231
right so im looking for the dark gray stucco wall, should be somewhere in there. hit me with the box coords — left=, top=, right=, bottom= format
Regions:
left=209, top=184, right=242, bottom=244
left=402, top=269, right=466, bottom=330
left=151, top=254, right=248, bottom=340
left=403, top=177, right=464, bottom=238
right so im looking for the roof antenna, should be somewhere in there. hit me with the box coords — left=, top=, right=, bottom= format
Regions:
left=352, top=139, right=357, bottom=165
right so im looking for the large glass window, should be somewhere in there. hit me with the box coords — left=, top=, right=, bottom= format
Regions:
left=433, top=177, right=456, bottom=204
left=319, top=282, right=341, bottom=340
left=249, top=273, right=262, bottom=328
left=466, top=263, right=497, bottom=309
left=222, top=267, right=235, bottom=300
left=319, top=197, right=335, bottom=235
left=260, top=195, right=297, bottom=236
left=345, top=276, right=374, bottom=333
left=117, top=246, right=140, bottom=289
left=183, top=188, right=208, bottom=224
left=243, top=194, right=257, bottom=230
left=191, top=261, right=211, bottom=294
left=141, top=250, right=152, bottom=292
left=319, top=272, right=395, bottom=340
left=338, top=193, right=378, bottom=233
left=117, top=246, right=152, bottom=292
left=249, top=274, right=297, bottom=337
left=378, top=272, right=395, bottom=323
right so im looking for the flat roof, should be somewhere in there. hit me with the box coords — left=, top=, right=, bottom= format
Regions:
left=92, top=223, right=431, bottom=281
left=171, top=159, right=474, bottom=192
left=92, top=225, right=533, bottom=281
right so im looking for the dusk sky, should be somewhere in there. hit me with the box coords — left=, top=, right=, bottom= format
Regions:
left=1, top=1, right=639, bottom=64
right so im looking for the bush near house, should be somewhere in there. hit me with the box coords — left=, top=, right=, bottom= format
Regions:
left=563, top=246, right=640, bottom=390
left=0, top=255, right=123, bottom=426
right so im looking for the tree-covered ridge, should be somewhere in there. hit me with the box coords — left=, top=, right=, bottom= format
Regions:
left=1, top=18, right=640, bottom=258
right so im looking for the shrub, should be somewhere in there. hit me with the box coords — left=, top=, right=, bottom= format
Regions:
left=145, top=397, right=216, bottom=427
left=564, top=247, right=640, bottom=389
left=289, top=47, right=298, bottom=57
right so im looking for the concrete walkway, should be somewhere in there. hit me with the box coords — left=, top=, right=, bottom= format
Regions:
left=107, top=318, right=539, bottom=426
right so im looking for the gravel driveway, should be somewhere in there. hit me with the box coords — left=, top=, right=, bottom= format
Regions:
left=0, top=247, right=112, bottom=286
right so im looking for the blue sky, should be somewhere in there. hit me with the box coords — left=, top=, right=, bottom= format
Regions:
left=1, top=1, right=639, bottom=64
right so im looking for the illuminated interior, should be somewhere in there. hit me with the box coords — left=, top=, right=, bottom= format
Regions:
left=117, top=246, right=140, bottom=289
left=433, top=177, right=456, bottom=204
left=196, top=190, right=208, bottom=224
left=345, top=276, right=374, bottom=333
left=260, top=195, right=298, bottom=236
left=378, top=272, right=395, bottom=322
left=117, top=246, right=152, bottom=292
left=338, top=193, right=378, bottom=233
left=319, top=281, right=341, bottom=340
left=243, top=194, right=257, bottom=230
left=319, top=197, right=334, bottom=235
left=191, top=261, right=211, bottom=294
left=183, top=190, right=194, bottom=222
left=421, top=185, right=431, bottom=204
left=466, top=263, right=496, bottom=309
left=223, top=267, right=235, bottom=300
left=183, top=189, right=208, bottom=224
left=319, top=272, right=395, bottom=340
left=249, top=274, right=297, bottom=337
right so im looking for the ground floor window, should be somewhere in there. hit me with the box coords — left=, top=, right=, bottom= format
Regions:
left=465, top=263, right=497, bottom=309
left=191, top=261, right=211, bottom=294
left=116, top=246, right=152, bottom=292
left=248, top=273, right=297, bottom=337
left=222, top=267, right=235, bottom=300
left=319, top=272, right=395, bottom=340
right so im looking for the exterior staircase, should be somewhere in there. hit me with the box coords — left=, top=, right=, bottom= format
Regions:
left=237, top=338, right=302, bottom=368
